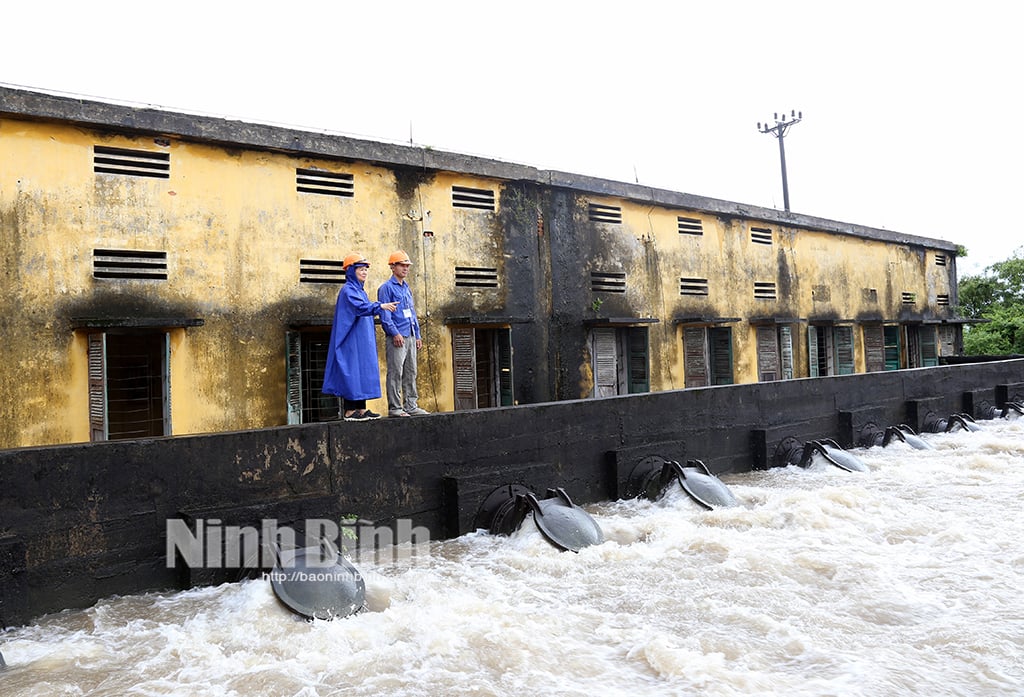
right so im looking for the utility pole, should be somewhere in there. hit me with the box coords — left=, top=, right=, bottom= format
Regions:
left=757, top=110, right=802, bottom=211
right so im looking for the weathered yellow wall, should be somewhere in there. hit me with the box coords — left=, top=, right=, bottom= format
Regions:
left=593, top=197, right=950, bottom=386
left=0, top=117, right=520, bottom=445
left=0, top=121, right=395, bottom=444
left=395, top=172, right=509, bottom=412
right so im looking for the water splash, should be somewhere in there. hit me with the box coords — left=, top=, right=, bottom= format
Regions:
left=2, top=422, right=1023, bottom=696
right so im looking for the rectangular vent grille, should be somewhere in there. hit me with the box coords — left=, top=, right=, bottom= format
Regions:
left=455, top=266, right=499, bottom=288
left=93, top=145, right=170, bottom=179
left=296, top=168, right=354, bottom=197
left=935, top=254, right=948, bottom=266
left=452, top=186, right=496, bottom=211
left=677, top=217, right=704, bottom=235
left=300, top=259, right=346, bottom=284
left=902, top=292, right=917, bottom=304
left=936, top=293, right=950, bottom=306
left=754, top=281, right=777, bottom=299
left=679, top=277, right=709, bottom=296
left=591, top=271, right=626, bottom=293
left=93, top=249, right=168, bottom=280
left=588, top=203, right=622, bottom=224
left=750, top=227, right=773, bottom=245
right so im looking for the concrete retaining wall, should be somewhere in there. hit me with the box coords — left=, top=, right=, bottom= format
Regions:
left=2, top=360, right=1023, bottom=627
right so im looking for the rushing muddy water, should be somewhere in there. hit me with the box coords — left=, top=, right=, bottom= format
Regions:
left=2, top=420, right=1023, bottom=696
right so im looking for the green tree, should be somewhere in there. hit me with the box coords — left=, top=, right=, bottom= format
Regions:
left=958, top=249, right=1024, bottom=355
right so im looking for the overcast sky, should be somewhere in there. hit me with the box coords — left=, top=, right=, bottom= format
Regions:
left=3, top=1, right=1020, bottom=275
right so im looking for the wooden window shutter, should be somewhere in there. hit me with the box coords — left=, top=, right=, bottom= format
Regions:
left=834, top=326, right=855, bottom=375
left=756, top=326, right=780, bottom=381
left=779, top=326, right=794, bottom=380
left=453, top=328, right=478, bottom=410
left=808, top=326, right=820, bottom=377
left=709, top=328, right=734, bottom=385
left=88, top=332, right=107, bottom=441
left=286, top=331, right=302, bottom=424
left=497, top=329, right=514, bottom=406
left=864, top=325, right=885, bottom=372
left=626, top=327, right=649, bottom=394
left=683, top=327, right=709, bottom=388
left=592, top=328, right=618, bottom=397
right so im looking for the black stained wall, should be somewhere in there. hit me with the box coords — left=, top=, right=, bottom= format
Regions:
left=498, top=181, right=551, bottom=405
left=2, top=359, right=1023, bottom=627
left=545, top=188, right=589, bottom=401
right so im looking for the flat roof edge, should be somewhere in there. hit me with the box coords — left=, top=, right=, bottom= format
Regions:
left=0, top=84, right=959, bottom=252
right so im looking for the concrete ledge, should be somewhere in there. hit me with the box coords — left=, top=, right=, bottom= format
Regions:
left=996, top=382, right=1024, bottom=405
left=442, top=463, right=554, bottom=537
left=609, top=440, right=688, bottom=499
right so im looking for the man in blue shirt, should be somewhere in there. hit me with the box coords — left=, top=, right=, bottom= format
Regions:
left=378, top=250, right=428, bottom=417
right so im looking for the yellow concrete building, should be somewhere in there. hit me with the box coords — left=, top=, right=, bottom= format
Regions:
left=0, top=86, right=961, bottom=449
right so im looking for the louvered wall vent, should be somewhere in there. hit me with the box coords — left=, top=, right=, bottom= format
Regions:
left=93, top=249, right=168, bottom=280
left=93, top=146, right=170, bottom=179
left=750, top=227, right=773, bottom=245
left=588, top=203, right=622, bottom=224
left=300, top=259, right=346, bottom=284
left=902, top=292, right=917, bottom=304
left=455, top=266, right=499, bottom=288
left=679, top=277, right=709, bottom=296
left=452, top=186, right=496, bottom=211
left=678, top=217, right=704, bottom=235
left=296, top=168, right=354, bottom=197
left=936, top=294, right=950, bottom=306
left=935, top=254, right=948, bottom=266
left=591, top=271, right=626, bottom=293
left=754, top=281, right=777, bottom=299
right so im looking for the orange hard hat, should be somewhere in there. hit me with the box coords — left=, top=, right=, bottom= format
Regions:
left=388, top=250, right=412, bottom=265
left=342, top=253, right=369, bottom=270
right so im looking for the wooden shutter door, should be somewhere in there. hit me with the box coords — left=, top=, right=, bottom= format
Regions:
left=88, top=332, right=107, bottom=441
left=834, top=326, right=855, bottom=374
left=779, top=326, right=794, bottom=380
left=162, top=332, right=171, bottom=436
left=808, top=326, right=820, bottom=377
left=938, top=325, right=955, bottom=357
left=907, top=327, right=922, bottom=368
left=709, top=328, right=734, bottom=385
left=286, top=331, right=302, bottom=424
left=920, top=327, right=938, bottom=366
left=453, top=327, right=478, bottom=410
left=626, top=327, right=649, bottom=394
left=497, top=329, right=513, bottom=406
left=683, top=327, right=708, bottom=388
left=756, top=326, right=779, bottom=381
left=592, top=328, right=618, bottom=397
left=864, top=325, right=884, bottom=372
left=884, top=326, right=901, bottom=370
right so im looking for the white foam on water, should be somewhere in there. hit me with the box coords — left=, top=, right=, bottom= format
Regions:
left=2, top=420, right=1023, bottom=696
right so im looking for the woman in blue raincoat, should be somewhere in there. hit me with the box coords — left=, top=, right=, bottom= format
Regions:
left=322, top=253, right=398, bottom=420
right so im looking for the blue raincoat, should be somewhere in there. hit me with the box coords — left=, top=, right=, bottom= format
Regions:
left=322, top=277, right=384, bottom=400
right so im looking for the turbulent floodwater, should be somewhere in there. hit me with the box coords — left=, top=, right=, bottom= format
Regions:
left=2, top=420, right=1023, bottom=697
